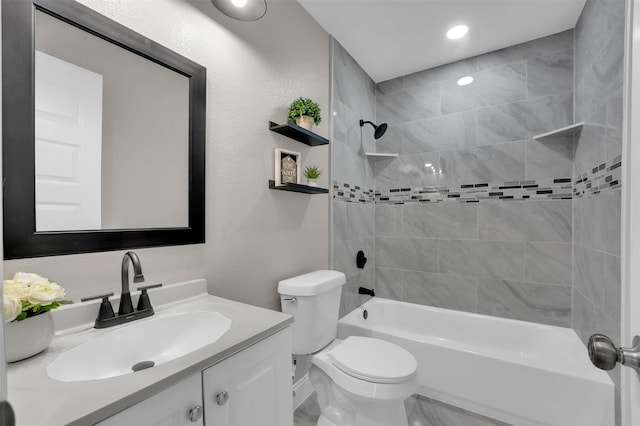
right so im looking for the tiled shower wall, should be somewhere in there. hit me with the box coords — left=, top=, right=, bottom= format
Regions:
left=331, top=39, right=377, bottom=317
left=371, top=31, right=576, bottom=326
left=572, top=0, right=625, bottom=395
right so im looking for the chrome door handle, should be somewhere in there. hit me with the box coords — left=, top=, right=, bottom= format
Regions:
left=588, top=334, right=640, bottom=372
left=216, top=391, right=229, bottom=406
left=188, top=405, right=203, bottom=422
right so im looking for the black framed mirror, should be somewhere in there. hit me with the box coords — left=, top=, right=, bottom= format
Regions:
left=2, top=0, right=206, bottom=259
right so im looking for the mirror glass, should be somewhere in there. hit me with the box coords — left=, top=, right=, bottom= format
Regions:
left=2, top=0, right=206, bottom=259
left=34, top=10, right=189, bottom=231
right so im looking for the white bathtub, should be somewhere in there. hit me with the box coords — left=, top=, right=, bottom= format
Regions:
left=337, top=298, right=614, bottom=426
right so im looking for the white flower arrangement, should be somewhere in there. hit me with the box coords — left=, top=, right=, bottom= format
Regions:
left=3, top=273, right=69, bottom=323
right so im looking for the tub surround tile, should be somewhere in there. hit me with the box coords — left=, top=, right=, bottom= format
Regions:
left=478, top=200, right=572, bottom=242
left=375, top=124, right=402, bottom=154
left=573, top=189, right=621, bottom=255
left=332, top=141, right=373, bottom=191
left=345, top=202, right=374, bottom=240
left=605, top=87, right=624, bottom=160
left=525, top=242, right=572, bottom=286
left=376, top=237, right=438, bottom=272
left=403, top=202, right=478, bottom=239
left=402, top=270, right=477, bottom=313
left=574, top=110, right=607, bottom=174
left=376, top=76, right=403, bottom=96
left=477, top=279, right=571, bottom=327
left=441, top=62, right=527, bottom=114
left=332, top=200, right=347, bottom=242
left=377, top=82, right=441, bottom=125
left=333, top=99, right=372, bottom=153
left=333, top=41, right=375, bottom=95
left=477, top=30, right=573, bottom=71
left=375, top=267, right=406, bottom=301
left=525, top=135, right=574, bottom=180
left=438, top=240, right=524, bottom=281
left=477, top=92, right=573, bottom=146
left=526, top=49, right=574, bottom=98
left=374, top=152, right=441, bottom=190
left=402, top=111, right=477, bottom=154
left=439, top=141, right=525, bottom=186
left=403, top=57, right=478, bottom=89
left=375, top=204, right=402, bottom=237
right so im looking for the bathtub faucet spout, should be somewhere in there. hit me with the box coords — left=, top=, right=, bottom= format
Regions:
left=358, top=287, right=375, bottom=297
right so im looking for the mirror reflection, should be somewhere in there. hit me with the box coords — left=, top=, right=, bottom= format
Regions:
left=34, top=9, right=189, bottom=231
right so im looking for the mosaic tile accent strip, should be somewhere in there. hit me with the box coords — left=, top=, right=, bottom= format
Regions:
left=333, top=158, right=622, bottom=205
left=574, top=155, right=622, bottom=198
left=332, top=181, right=375, bottom=203
left=373, top=177, right=573, bottom=204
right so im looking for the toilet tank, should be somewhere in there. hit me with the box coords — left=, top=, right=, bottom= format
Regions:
left=278, top=270, right=346, bottom=355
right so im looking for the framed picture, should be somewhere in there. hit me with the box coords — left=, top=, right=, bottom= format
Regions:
left=275, top=148, right=301, bottom=185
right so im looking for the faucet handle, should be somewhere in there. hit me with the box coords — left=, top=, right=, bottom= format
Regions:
left=136, top=283, right=162, bottom=291
left=80, top=292, right=115, bottom=302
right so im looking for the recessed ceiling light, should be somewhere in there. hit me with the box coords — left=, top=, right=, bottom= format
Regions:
left=425, top=163, right=432, bottom=167
left=457, top=76, right=474, bottom=86
left=446, top=25, right=468, bottom=40
left=231, top=0, right=247, bottom=7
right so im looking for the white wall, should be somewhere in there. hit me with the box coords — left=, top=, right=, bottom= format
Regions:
left=4, top=0, right=331, bottom=311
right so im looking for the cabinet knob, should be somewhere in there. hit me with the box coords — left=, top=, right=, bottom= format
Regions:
left=216, top=391, right=229, bottom=406
left=188, top=405, right=203, bottom=422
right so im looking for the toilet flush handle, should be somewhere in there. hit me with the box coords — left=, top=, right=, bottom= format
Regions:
left=283, top=297, right=297, bottom=304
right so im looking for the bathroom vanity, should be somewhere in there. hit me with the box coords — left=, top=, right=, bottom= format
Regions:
left=5, top=279, right=293, bottom=426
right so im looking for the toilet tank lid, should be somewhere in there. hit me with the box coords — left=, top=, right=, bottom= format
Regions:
left=278, top=270, right=346, bottom=296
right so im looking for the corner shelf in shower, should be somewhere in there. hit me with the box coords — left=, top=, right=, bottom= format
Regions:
left=269, top=121, right=329, bottom=146
left=533, top=122, right=584, bottom=141
left=268, top=180, right=329, bottom=194
left=365, top=152, right=399, bottom=159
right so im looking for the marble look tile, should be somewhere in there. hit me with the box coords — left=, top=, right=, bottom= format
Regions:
left=525, top=135, right=573, bottom=180
left=403, top=270, right=476, bottom=312
left=573, top=190, right=621, bottom=255
left=441, top=62, right=526, bottom=114
left=525, top=242, right=571, bottom=286
left=332, top=199, right=347, bottom=242
left=574, top=244, right=607, bottom=312
left=477, top=92, right=573, bottom=145
left=333, top=39, right=375, bottom=95
left=374, top=151, right=440, bottom=190
left=375, top=204, right=402, bottom=237
left=375, top=267, right=405, bottom=301
left=339, top=273, right=372, bottom=318
left=477, top=30, right=574, bottom=70
left=526, top=49, right=574, bottom=98
left=438, top=240, right=524, bottom=280
left=376, top=77, right=403, bottom=96
left=346, top=202, right=374, bottom=240
left=605, top=86, right=624, bottom=161
left=376, top=237, right=438, bottom=272
left=439, top=142, right=525, bottom=186
left=573, top=288, right=620, bottom=352
left=332, top=141, right=373, bottom=190
left=403, top=57, right=478, bottom=89
left=604, top=253, right=622, bottom=323
left=406, top=394, right=512, bottom=426
left=477, top=279, right=571, bottom=327
left=574, top=108, right=606, bottom=174
left=478, top=200, right=572, bottom=243
left=376, top=82, right=441, bottom=125
left=403, top=203, right=477, bottom=239
left=403, top=111, right=477, bottom=154
left=333, top=57, right=375, bottom=121
left=333, top=238, right=374, bottom=279
left=376, top=124, right=402, bottom=154
left=333, top=99, right=371, bottom=153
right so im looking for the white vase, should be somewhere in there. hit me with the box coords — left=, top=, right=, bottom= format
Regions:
left=306, top=178, right=318, bottom=187
left=295, top=115, right=314, bottom=130
left=4, top=311, right=54, bottom=362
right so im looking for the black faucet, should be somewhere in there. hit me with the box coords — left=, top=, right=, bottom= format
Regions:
left=81, top=251, right=162, bottom=329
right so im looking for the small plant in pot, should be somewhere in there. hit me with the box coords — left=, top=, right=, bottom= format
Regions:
left=303, top=165, right=322, bottom=186
left=288, top=97, right=321, bottom=130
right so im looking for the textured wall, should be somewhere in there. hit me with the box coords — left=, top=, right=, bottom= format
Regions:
left=5, top=0, right=330, bottom=311
left=371, top=32, right=575, bottom=326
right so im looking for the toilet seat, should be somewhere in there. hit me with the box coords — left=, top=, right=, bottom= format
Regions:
left=328, top=336, right=417, bottom=384
left=311, top=338, right=419, bottom=400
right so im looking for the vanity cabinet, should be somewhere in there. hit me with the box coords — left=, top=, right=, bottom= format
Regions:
left=96, top=374, right=203, bottom=426
left=203, top=327, right=292, bottom=426
left=94, top=328, right=292, bottom=426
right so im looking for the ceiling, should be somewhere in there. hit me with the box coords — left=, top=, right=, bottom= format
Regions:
left=296, top=0, right=587, bottom=83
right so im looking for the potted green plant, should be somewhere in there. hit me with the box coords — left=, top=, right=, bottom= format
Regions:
left=303, top=165, right=322, bottom=186
left=288, top=97, right=321, bottom=130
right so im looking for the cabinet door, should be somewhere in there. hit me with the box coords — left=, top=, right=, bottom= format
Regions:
left=203, top=328, right=292, bottom=426
left=96, top=373, right=203, bottom=426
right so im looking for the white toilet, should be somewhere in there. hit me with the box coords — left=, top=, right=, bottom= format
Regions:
left=278, top=270, right=418, bottom=426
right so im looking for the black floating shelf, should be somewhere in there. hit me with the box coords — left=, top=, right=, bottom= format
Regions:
left=268, top=180, right=329, bottom=194
left=269, top=121, right=329, bottom=146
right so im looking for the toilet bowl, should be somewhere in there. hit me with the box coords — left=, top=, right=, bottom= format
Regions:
left=278, top=270, right=418, bottom=426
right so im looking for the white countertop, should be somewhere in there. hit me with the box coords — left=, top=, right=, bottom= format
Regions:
left=6, top=279, right=292, bottom=426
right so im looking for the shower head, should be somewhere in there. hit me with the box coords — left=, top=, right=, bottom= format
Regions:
left=359, top=119, right=388, bottom=139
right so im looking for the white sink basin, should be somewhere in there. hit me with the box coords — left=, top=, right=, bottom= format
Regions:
left=47, top=311, right=232, bottom=382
